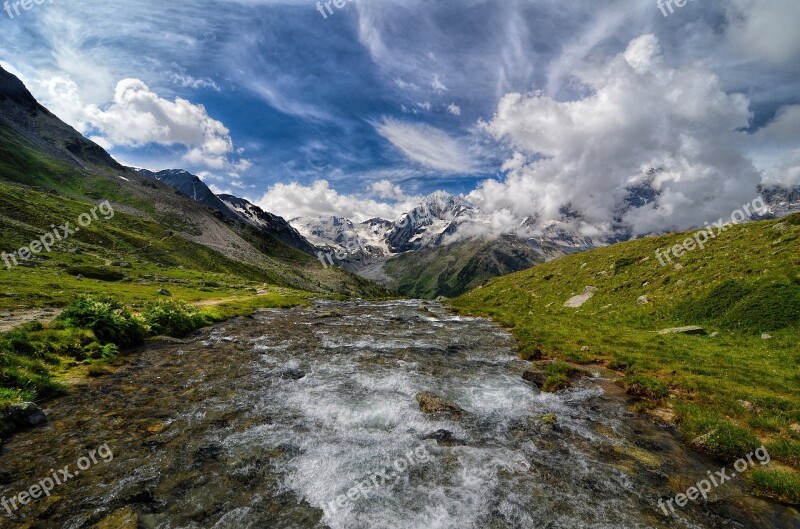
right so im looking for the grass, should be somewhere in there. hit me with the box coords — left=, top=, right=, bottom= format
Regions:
left=0, top=291, right=313, bottom=437
left=452, top=212, right=800, bottom=504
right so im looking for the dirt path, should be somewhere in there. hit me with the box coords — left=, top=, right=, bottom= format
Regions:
left=0, top=308, right=62, bottom=332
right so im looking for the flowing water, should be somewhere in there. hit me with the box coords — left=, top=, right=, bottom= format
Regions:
left=0, top=300, right=797, bottom=528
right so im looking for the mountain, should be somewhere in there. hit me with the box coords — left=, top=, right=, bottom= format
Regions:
left=134, top=169, right=241, bottom=222
left=218, top=194, right=318, bottom=255
left=0, top=65, right=389, bottom=299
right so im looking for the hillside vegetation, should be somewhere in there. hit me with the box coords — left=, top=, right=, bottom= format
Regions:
left=452, top=213, right=800, bottom=504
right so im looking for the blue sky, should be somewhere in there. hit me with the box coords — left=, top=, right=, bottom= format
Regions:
left=1, top=0, right=799, bottom=230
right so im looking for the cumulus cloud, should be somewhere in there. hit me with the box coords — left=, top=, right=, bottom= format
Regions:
left=724, top=0, right=800, bottom=66
left=256, top=180, right=415, bottom=223
left=447, top=103, right=461, bottom=116
left=752, top=104, right=800, bottom=186
left=375, top=118, right=476, bottom=173
left=43, top=76, right=248, bottom=171
left=369, top=179, right=407, bottom=201
left=472, top=34, right=761, bottom=236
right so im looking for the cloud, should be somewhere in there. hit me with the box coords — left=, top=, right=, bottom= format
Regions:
left=369, top=179, right=407, bottom=200
left=724, top=0, right=800, bottom=66
left=256, top=180, right=414, bottom=223
left=472, top=34, right=761, bottom=236
left=45, top=76, right=249, bottom=171
left=374, top=118, right=475, bottom=173
left=447, top=103, right=461, bottom=116
left=752, top=104, right=800, bottom=186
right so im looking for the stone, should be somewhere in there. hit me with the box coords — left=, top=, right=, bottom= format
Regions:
left=435, top=296, right=449, bottom=302
left=6, top=402, right=47, bottom=428
left=416, top=392, right=463, bottom=418
left=789, top=423, right=800, bottom=434
left=581, top=346, right=590, bottom=352
left=563, top=286, right=597, bottom=308
left=522, top=370, right=547, bottom=388
left=761, top=333, right=773, bottom=340
left=710, top=332, right=720, bottom=337
left=423, top=429, right=466, bottom=447
left=157, top=288, right=172, bottom=296
left=637, top=295, right=649, bottom=305
left=657, top=326, right=706, bottom=336
left=278, top=368, right=306, bottom=380
left=94, top=508, right=138, bottom=529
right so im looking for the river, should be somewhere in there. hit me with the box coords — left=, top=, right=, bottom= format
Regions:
left=0, top=300, right=797, bottom=528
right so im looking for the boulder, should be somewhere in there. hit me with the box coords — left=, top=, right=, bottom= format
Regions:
left=5, top=402, right=47, bottom=428
left=564, top=286, right=597, bottom=308
left=415, top=392, right=463, bottom=419
left=157, top=288, right=172, bottom=296
left=657, top=326, right=706, bottom=336
left=423, top=429, right=466, bottom=447
left=522, top=370, right=547, bottom=388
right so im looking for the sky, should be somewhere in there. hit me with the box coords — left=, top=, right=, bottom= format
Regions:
left=1, top=0, right=799, bottom=234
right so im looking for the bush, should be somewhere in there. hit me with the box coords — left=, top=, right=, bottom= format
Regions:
left=59, top=297, right=147, bottom=348
left=142, top=301, right=207, bottom=338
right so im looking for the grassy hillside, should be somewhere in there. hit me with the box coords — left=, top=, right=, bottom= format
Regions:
left=383, top=235, right=550, bottom=299
left=452, top=213, right=800, bottom=504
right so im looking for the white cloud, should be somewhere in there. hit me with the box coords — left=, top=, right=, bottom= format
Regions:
left=447, top=103, right=461, bottom=116
left=369, top=179, right=407, bottom=200
left=752, top=104, right=800, bottom=186
left=44, top=76, right=249, bottom=171
left=724, top=0, right=800, bottom=66
left=472, top=34, right=761, bottom=236
left=256, top=180, right=414, bottom=223
left=374, top=118, right=475, bottom=173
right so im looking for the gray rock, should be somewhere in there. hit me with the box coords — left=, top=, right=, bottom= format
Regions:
left=6, top=402, right=47, bottom=428
left=657, top=326, right=706, bottom=336
left=637, top=295, right=649, bottom=305
left=761, top=333, right=773, bottom=340
left=416, top=392, right=463, bottom=419
left=158, top=288, right=172, bottom=296
left=564, top=286, right=597, bottom=308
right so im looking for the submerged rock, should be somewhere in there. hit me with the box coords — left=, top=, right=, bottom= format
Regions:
left=94, top=507, right=138, bottom=529
left=423, top=429, right=466, bottom=446
left=278, top=368, right=306, bottom=380
left=416, top=392, right=463, bottom=419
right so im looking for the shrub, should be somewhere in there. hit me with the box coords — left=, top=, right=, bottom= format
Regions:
left=142, top=301, right=207, bottom=338
left=59, top=297, right=147, bottom=348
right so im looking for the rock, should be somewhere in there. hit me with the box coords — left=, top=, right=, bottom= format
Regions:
left=194, top=443, right=223, bottom=463
left=119, top=262, right=132, bottom=268
left=416, top=392, right=463, bottom=418
left=94, top=508, right=138, bottom=529
left=674, top=264, right=683, bottom=270
left=435, top=296, right=449, bottom=302
left=0, top=312, right=10, bottom=318
left=157, top=288, right=172, bottom=296
left=145, top=421, right=166, bottom=434
left=710, top=332, right=720, bottom=337
left=581, top=346, right=590, bottom=352
left=738, top=400, right=756, bottom=412
left=637, top=295, right=649, bottom=305
left=522, top=370, right=547, bottom=388
left=790, top=423, right=800, bottom=434
left=278, top=368, right=306, bottom=380
left=423, top=429, right=466, bottom=447
left=5, top=402, right=47, bottom=428
left=657, top=326, right=706, bottom=336
left=418, top=304, right=430, bottom=312
left=563, top=286, right=597, bottom=308
left=761, top=333, right=773, bottom=340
